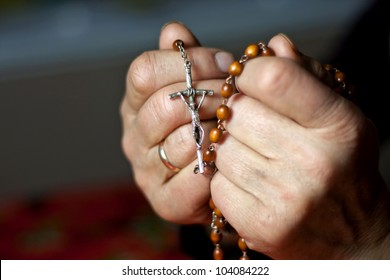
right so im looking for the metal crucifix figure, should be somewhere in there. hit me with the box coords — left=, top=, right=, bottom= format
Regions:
left=169, top=40, right=214, bottom=174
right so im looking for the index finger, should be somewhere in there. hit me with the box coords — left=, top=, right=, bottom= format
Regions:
left=124, top=23, right=233, bottom=112
left=159, top=21, right=202, bottom=49
left=125, top=46, right=232, bottom=112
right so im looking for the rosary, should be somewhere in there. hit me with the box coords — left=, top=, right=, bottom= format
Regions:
left=167, top=39, right=355, bottom=260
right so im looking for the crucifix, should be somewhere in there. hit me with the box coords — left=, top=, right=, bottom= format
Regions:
left=169, top=40, right=214, bottom=174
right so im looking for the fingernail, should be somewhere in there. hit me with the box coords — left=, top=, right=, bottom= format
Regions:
left=215, top=51, right=234, bottom=73
left=278, top=33, right=299, bottom=54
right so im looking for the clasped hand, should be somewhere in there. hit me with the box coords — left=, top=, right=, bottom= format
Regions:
left=120, top=22, right=390, bottom=259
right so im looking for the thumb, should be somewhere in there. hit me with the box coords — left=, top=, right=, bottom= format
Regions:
left=159, top=21, right=201, bottom=50
left=268, top=33, right=335, bottom=87
left=236, top=54, right=358, bottom=129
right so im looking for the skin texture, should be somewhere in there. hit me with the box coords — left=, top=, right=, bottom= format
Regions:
left=120, top=22, right=390, bottom=259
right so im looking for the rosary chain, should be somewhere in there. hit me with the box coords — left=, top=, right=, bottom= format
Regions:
left=205, top=42, right=275, bottom=260
left=175, top=40, right=189, bottom=64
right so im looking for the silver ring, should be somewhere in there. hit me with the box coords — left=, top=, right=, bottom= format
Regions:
left=158, top=141, right=181, bottom=173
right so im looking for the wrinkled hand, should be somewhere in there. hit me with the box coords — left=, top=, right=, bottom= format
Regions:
left=120, top=22, right=232, bottom=223
left=121, top=22, right=390, bottom=259
left=211, top=35, right=390, bottom=259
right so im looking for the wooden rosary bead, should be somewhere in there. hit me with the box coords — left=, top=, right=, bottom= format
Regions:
left=216, top=104, right=230, bottom=121
left=203, top=147, right=216, bottom=162
left=334, top=70, right=346, bottom=83
left=228, top=61, right=243, bottom=76
left=261, top=46, right=275, bottom=56
left=210, top=229, right=223, bottom=244
left=209, top=127, right=223, bottom=143
left=245, top=44, right=260, bottom=58
left=213, top=245, right=224, bottom=260
left=240, top=254, right=250, bottom=260
left=203, top=162, right=217, bottom=176
left=221, top=83, right=234, bottom=99
left=214, top=207, right=223, bottom=218
left=214, top=217, right=225, bottom=229
left=322, top=63, right=356, bottom=101
left=173, top=39, right=183, bottom=50
left=238, top=237, right=248, bottom=251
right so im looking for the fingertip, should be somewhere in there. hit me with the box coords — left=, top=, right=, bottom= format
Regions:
left=268, top=33, right=301, bottom=61
left=159, top=21, right=201, bottom=50
left=269, top=33, right=334, bottom=87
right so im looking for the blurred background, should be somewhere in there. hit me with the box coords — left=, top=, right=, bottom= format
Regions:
left=0, top=0, right=387, bottom=259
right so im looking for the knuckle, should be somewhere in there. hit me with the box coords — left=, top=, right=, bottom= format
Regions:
left=136, top=92, right=172, bottom=134
left=163, top=125, right=194, bottom=164
left=178, top=125, right=194, bottom=147
left=256, top=59, right=296, bottom=93
left=173, top=125, right=193, bottom=149
left=121, top=131, right=135, bottom=163
left=127, top=51, right=157, bottom=94
left=299, top=146, right=338, bottom=189
left=119, top=96, right=129, bottom=120
left=119, top=102, right=137, bottom=163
